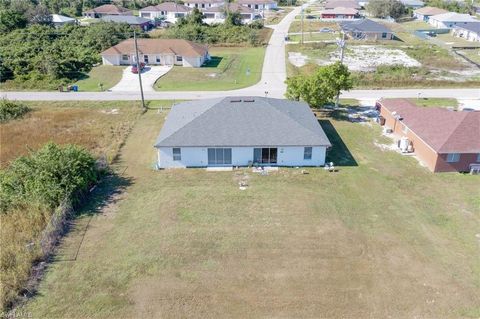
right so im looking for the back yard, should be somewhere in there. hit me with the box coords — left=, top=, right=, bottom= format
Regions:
left=20, top=106, right=480, bottom=318
left=154, top=47, right=265, bottom=91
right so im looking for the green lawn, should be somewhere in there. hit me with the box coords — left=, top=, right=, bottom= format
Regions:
left=289, top=20, right=339, bottom=33
left=73, top=65, right=125, bottom=92
left=154, top=47, right=265, bottom=91
left=288, top=32, right=338, bottom=42
left=21, top=107, right=480, bottom=318
left=408, top=98, right=459, bottom=108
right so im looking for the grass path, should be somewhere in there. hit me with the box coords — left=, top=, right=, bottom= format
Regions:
left=24, top=109, right=480, bottom=318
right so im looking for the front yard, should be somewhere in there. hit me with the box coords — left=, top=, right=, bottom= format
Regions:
left=20, top=107, right=480, bottom=318
left=73, top=66, right=125, bottom=92
left=154, top=47, right=265, bottom=91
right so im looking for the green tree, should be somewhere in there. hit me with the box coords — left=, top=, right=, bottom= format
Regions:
left=225, top=11, right=243, bottom=26
left=285, top=62, right=353, bottom=108
left=0, top=9, right=28, bottom=33
left=366, top=0, right=405, bottom=19
left=27, top=4, right=53, bottom=25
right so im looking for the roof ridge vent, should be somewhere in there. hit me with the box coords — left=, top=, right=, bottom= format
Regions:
left=243, top=98, right=255, bottom=102
left=230, top=99, right=242, bottom=103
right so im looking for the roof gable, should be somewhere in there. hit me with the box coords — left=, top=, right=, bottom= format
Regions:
left=340, top=19, right=392, bottom=33
left=101, top=39, right=208, bottom=57
left=155, top=97, right=331, bottom=147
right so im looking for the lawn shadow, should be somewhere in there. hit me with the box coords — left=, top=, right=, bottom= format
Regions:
left=203, top=56, right=223, bottom=68
left=319, top=119, right=358, bottom=167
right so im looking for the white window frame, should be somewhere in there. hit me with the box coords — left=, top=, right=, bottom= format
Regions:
left=176, top=55, right=183, bottom=62
left=172, top=148, right=181, bottom=161
left=304, top=147, right=312, bottom=160
left=122, top=54, right=129, bottom=61
left=446, top=153, right=460, bottom=163
left=477, top=153, right=480, bottom=162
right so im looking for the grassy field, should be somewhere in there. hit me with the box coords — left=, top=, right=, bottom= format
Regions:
left=155, top=47, right=265, bottom=91
left=289, top=20, right=339, bottom=33
left=265, top=7, right=294, bottom=24
left=457, top=49, right=480, bottom=64
left=20, top=107, right=480, bottom=318
left=288, top=32, right=338, bottom=42
left=73, top=66, right=125, bottom=92
left=408, top=98, right=459, bottom=108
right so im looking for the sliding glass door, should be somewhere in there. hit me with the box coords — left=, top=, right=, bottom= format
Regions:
left=253, top=148, right=277, bottom=164
left=208, top=148, right=232, bottom=165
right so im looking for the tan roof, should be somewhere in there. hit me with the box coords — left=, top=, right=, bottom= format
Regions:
left=324, top=0, right=361, bottom=9
left=101, top=39, right=208, bottom=58
left=185, top=0, right=224, bottom=3
left=237, top=0, right=277, bottom=4
left=203, top=3, right=255, bottom=13
left=321, top=7, right=358, bottom=14
left=413, top=6, right=448, bottom=16
left=84, top=4, right=132, bottom=15
left=140, top=2, right=191, bottom=13
left=379, top=99, right=480, bottom=153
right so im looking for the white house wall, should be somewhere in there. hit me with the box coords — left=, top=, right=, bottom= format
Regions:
left=102, top=55, right=120, bottom=65
left=157, top=146, right=327, bottom=168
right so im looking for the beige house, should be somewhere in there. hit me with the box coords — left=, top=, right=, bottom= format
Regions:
left=83, top=4, right=132, bottom=18
left=101, top=39, right=209, bottom=68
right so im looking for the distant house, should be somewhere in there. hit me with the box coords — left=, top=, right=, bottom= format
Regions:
left=202, top=3, right=256, bottom=24
left=324, top=0, right=361, bottom=10
left=400, top=0, right=424, bottom=9
left=377, top=98, right=480, bottom=173
left=413, top=6, right=448, bottom=22
left=100, top=15, right=153, bottom=30
left=320, top=7, right=359, bottom=19
left=452, top=23, right=480, bottom=42
left=339, top=19, right=394, bottom=40
left=237, top=0, right=278, bottom=13
left=83, top=4, right=132, bottom=18
left=51, top=14, right=76, bottom=27
left=154, top=97, right=331, bottom=169
left=428, top=12, right=479, bottom=28
left=183, top=0, right=224, bottom=9
left=139, top=2, right=191, bottom=23
left=101, top=39, right=209, bottom=67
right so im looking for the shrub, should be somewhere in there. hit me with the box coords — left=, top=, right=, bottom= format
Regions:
left=0, top=99, right=30, bottom=123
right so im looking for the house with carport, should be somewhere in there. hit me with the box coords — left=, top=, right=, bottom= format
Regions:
left=413, top=6, right=448, bottom=22
left=154, top=97, right=331, bottom=169
left=101, top=39, right=209, bottom=68
left=428, top=12, right=479, bottom=28
left=452, top=23, right=480, bottom=42
left=377, top=98, right=480, bottom=173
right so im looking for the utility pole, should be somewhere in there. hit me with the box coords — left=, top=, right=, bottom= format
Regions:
left=134, top=30, right=146, bottom=111
left=335, top=32, right=346, bottom=108
left=301, top=6, right=304, bottom=45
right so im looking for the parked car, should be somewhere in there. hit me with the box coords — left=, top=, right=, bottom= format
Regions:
left=320, top=27, right=333, bottom=33
left=131, top=62, right=146, bottom=74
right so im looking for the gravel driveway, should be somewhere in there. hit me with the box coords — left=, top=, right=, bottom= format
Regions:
left=110, top=65, right=172, bottom=92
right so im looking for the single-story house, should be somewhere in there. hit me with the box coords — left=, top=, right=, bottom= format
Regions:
left=101, top=39, right=209, bottom=67
left=202, top=3, right=256, bottom=24
left=324, top=0, right=361, bottom=10
left=51, top=14, right=77, bottom=27
left=237, top=0, right=278, bottom=13
left=413, top=6, right=448, bottom=22
left=428, top=12, right=479, bottom=29
left=154, top=97, right=332, bottom=169
left=452, top=23, right=480, bottom=42
left=83, top=4, right=132, bottom=18
left=139, top=2, right=191, bottom=24
left=400, top=0, right=424, bottom=9
left=376, top=98, right=480, bottom=173
left=339, top=19, right=394, bottom=40
left=100, top=15, right=153, bottom=30
left=321, top=7, right=359, bottom=19
left=184, top=0, right=224, bottom=9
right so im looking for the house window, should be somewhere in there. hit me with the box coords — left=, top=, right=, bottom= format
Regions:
left=477, top=153, right=480, bottom=162
left=173, top=148, right=181, bottom=161
left=253, top=148, right=277, bottom=164
left=122, top=55, right=129, bottom=61
left=446, top=153, right=460, bottom=163
left=304, top=147, right=312, bottom=160
left=208, top=148, right=232, bottom=165
left=144, top=55, right=149, bottom=63
left=176, top=56, right=183, bottom=62
left=156, top=56, right=161, bottom=63
left=382, top=32, right=387, bottom=38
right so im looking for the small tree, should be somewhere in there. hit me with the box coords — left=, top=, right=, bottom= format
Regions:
left=366, top=0, right=405, bottom=19
left=285, top=62, right=353, bottom=108
left=225, top=11, right=243, bottom=26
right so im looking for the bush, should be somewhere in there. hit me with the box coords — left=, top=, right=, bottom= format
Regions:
left=0, top=99, right=30, bottom=123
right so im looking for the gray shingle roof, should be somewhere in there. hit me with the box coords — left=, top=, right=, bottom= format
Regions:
left=101, top=15, right=151, bottom=24
left=154, top=97, right=331, bottom=147
left=340, top=19, right=393, bottom=33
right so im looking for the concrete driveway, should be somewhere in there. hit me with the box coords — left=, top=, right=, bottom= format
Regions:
left=110, top=65, right=172, bottom=92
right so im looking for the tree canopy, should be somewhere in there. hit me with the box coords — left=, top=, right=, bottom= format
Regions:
left=366, top=0, right=405, bottom=19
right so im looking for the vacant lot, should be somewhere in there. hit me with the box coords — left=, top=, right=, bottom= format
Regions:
left=23, top=108, right=480, bottom=318
left=154, top=47, right=265, bottom=91
left=73, top=66, right=125, bottom=92
left=289, top=20, right=339, bottom=33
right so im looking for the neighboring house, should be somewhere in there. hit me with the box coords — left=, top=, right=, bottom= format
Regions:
left=237, top=0, right=278, bottom=13
left=154, top=97, right=331, bottom=169
left=400, top=0, right=424, bottom=9
left=452, top=23, right=480, bottom=42
left=51, top=14, right=76, bottom=27
left=202, top=3, right=256, bottom=24
left=339, top=19, right=394, bottom=40
left=320, top=7, right=359, bottom=19
left=101, top=39, right=209, bottom=67
left=83, top=4, right=132, bottom=18
left=324, top=0, right=361, bottom=10
left=100, top=15, right=153, bottom=30
left=139, top=2, right=192, bottom=24
left=413, top=6, right=448, bottom=22
left=428, top=12, right=479, bottom=28
left=377, top=98, right=480, bottom=173
left=184, top=0, right=224, bottom=9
